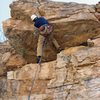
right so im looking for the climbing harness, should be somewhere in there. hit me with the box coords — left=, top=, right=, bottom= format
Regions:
left=40, top=24, right=53, bottom=37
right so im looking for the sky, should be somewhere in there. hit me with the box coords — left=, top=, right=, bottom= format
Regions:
left=52, top=0, right=99, bottom=4
left=0, top=0, right=99, bottom=42
left=0, top=0, right=13, bottom=42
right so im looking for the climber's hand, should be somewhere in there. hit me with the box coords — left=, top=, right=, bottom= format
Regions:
left=36, top=56, right=41, bottom=64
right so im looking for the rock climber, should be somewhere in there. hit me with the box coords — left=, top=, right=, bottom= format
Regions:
left=31, top=14, right=62, bottom=63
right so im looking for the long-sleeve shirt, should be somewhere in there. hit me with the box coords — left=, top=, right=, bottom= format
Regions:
left=34, top=17, right=49, bottom=28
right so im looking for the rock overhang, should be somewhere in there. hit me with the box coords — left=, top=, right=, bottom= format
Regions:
left=2, top=0, right=100, bottom=63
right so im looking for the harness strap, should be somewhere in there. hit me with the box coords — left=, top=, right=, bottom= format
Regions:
left=39, top=24, right=53, bottom=37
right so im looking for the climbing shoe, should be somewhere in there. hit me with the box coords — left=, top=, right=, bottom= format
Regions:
left=36, top=56, right=41, bottom=64
left=87, top=39, right=94, bottom=47
left=57, top=47, right=63, bottom=53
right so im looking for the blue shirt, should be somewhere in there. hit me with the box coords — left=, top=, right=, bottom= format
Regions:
left=34, top=17, right=49, bottom=28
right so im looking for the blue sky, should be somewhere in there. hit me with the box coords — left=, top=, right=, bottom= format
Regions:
left=0, top=0, right=99, bottom=42
left=0, top=0, right=13, bottom=42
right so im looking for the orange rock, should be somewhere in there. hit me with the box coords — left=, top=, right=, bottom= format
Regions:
left=6, top=54, right=26, bottom=69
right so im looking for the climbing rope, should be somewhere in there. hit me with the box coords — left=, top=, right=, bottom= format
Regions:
left=28, top=63, right=41, bottom=100
left=28, top=37, right=47, bottom=100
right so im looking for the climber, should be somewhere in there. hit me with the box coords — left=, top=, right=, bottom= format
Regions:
left=31, top=14, right=62, bottom=64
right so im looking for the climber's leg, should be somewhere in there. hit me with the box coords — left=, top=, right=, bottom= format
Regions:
left=52, top=37, right=62, bottom=52
left=37, top=35, right=45, bottom=63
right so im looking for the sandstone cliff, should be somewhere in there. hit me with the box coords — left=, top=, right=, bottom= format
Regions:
left=0, top=0, right=100, bottom=100
left=3, top=0, right=100, bottom=63
left=0, top=42, right=100, bottom=100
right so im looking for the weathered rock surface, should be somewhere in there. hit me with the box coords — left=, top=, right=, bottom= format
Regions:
left=0, top=45, right=99, bottom=100
left=0, top=41, right=27, bottom=77
left=0, top=41, right=13, bottom=76
left=95, top=3, right=100, bottom=20
left=1, top=1, right=100, bottom=99
left=95, top=2, right=100, bottom=13
left=3, top=0, right=100, bottom=63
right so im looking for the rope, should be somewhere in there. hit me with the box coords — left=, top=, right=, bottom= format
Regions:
left=28, top=37, right=47, bottom=100
left=28, top=63, right=41, bottom=100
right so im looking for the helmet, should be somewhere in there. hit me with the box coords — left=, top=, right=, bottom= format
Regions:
left=31, top=14, right=38, bottom=21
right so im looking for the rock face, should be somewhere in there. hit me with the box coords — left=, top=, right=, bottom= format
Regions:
left=0, top=41, right=13, bottom=76
left=1, top=1, right=100, bottom=99
left=3, top=0, right=100, bottom=63
left=0, top=41, right=26, bottom=77
left=0, top=44, right=100, bottom=100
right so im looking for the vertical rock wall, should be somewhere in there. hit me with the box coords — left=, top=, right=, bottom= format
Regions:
left=0, top=45, right=100, bottom=100
left=0, top=1, right=100, bottom=99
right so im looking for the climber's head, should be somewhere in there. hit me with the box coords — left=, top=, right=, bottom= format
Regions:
left=31, top=14, right=38, bottom=22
